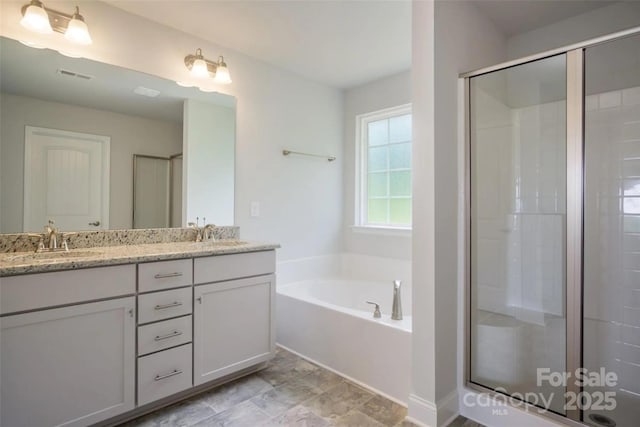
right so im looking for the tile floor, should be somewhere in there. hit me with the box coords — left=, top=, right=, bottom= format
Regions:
left=121, top=347, right=482, bottom=427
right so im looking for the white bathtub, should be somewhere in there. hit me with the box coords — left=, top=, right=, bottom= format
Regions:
left=276, top=278, right=412, bottom=404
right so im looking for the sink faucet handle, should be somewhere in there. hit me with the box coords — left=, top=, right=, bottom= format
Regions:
left=365, top=301, right=382, bottom=318
left=27, top=233, right=46, bottom=252
left=61, top=232, right=77, bottom=252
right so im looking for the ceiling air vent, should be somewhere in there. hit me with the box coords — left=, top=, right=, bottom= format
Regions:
left=133, top=86, right=161, bottom=98
left=56, top=69, right=94, bottom=81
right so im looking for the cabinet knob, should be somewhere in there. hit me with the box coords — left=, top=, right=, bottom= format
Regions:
left=196, top=297, right=202, bottom=304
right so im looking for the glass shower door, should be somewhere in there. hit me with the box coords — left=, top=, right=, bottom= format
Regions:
left=583, top=33, right=640, bottom=427
left=469, top=54, right=568, bottom=414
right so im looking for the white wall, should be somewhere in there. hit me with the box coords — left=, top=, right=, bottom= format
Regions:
left=183, top=99, right=235, bottom=227
left=507, top=1, right=640, bottom=59
left=343, top=71, right=411, bottom=260
left=0, top=92, right=182, bottom=232
left=0, top=0, right=344, bottom=261
left=411, top=1, right=507, bottom=426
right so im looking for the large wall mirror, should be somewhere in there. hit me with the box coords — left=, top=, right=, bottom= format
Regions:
left=0, top=36, right=236, bottom=233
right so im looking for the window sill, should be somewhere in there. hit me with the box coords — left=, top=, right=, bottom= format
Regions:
left=350, top=225, right=412, bottom=237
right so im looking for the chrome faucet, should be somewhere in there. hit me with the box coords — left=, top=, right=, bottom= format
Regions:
left=45, top=220, right=59, bottom=250
left=29, top=220, right=70, bottom=253
left=188, top=217, right=216, bottom=242
left=391, top=280, right=403, bottom=320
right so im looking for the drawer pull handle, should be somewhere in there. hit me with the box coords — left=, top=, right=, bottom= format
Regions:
left=155, top=330, right=183, bottom=341
left=154, top=301, right=183, bottom=310
left=154, top=272, right=183, bottom=279
left=154, top=369, right=183, bottom=381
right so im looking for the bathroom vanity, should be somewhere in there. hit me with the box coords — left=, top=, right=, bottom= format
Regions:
left=0, top=238, right=278, bottom=427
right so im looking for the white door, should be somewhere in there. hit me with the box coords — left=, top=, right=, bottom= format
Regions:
left=24, top=126, right=110, bottom=232
left=193, top=274, right=275, bottom=385
left=0, top=297, right=136, bottom=427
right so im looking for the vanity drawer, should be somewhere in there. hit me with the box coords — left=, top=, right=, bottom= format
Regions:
left=138, top=343, right=192, bottom=406
left=138, top=315, right=192, bottom=356
left=138, top=288, right=192, bottom=324
left=138, top=259, right=193, bottom=293
left=1, top=265, right=136, bottom=315
left=194, top=251, right=276, bottom=285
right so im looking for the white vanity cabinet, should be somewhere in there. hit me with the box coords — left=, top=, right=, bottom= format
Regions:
left=194, top=274, right=275, bottom=385
left=0, top=247, right=277, bottom=427
left=192, top=251, right=276, bottom=385
left=0, top=296, right=136, bottom=427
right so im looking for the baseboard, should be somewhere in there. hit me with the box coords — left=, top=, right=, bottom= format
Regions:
left=408, top=393, right=438, bottom=427
left=276, top=343, right=408, bottom=407
left=436, top=390, right=459, bottom=426
left=406, top=390, right=459, bottom=427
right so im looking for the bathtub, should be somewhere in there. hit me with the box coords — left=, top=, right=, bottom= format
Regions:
left=276, top=278, right=412, bottom=404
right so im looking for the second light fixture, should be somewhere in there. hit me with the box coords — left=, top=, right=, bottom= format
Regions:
left=184, top=48, right=232, bottom=84
left=20, top=1, right=92, bottom=45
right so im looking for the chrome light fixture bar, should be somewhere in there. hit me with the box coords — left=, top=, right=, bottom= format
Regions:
left=20, top=1, right=92, bottom=45
left=184, top=49, right=232, bottom=84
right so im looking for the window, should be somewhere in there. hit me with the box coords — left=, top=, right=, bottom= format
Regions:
left=356, top=104, right=412, bottom=229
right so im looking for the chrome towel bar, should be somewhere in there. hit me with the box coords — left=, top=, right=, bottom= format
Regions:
left=282, top=149, right=336, bottom=162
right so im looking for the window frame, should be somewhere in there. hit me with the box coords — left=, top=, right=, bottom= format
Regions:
left=355, top=103, right=412, bottom=231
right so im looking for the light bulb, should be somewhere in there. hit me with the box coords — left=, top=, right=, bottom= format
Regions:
left=65, top=8, right=92, bottom=45
left=213, top=57, right=232, bottom=84
left=191, top=58, right=209, bottom=78
left=20, top=1, right=53, bottom=34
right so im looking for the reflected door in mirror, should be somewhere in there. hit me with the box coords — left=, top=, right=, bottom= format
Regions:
left=23, top=126, right=110, bottom=232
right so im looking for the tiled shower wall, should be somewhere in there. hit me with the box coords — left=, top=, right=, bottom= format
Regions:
left=473, top=87, right=565, bottom=319
left=583, top=85, right=640, bottom=426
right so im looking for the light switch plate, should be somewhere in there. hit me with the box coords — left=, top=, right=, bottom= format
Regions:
left=251, top=201, right=260, bottom=217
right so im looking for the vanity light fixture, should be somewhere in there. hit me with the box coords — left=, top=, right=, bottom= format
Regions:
left=184, top=49, right=232, bottom=84
left=20, top=1, right=93, bottom=45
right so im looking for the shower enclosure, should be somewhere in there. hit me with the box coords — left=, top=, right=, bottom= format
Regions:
left=465, top=29, right=640, bottom=427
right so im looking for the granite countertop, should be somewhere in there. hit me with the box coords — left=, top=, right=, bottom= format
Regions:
left=0, top=240, right=280, bottom=277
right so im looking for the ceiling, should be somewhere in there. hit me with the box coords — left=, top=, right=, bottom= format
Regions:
left=0, top=37, right=235, bottom=123
left=474, top=0, right=618, bottom=37
left=103, top=1, right=625, bottom=90
left=105, top=0, right=412, bottom=89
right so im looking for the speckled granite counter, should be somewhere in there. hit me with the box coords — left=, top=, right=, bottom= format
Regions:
left=0, top=240, right=280, bottom=277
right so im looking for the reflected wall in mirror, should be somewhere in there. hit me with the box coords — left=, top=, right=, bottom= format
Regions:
left=0, top=36, right=236, bottom=233
left=133, top=153, right=182, bottom=229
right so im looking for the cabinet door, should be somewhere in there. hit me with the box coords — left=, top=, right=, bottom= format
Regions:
left=1, top=297, right=136, bottom=427
left=194, top=274, right=275, bottom=385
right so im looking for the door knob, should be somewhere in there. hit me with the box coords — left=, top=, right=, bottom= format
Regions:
left=88, top=221, right=101, bottom=226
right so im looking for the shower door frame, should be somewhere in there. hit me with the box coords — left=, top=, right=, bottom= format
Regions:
left=461, top=26, right=640, bottom=426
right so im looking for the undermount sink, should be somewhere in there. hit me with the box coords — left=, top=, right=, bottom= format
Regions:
left=6, top=251, right=99, bottom=261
